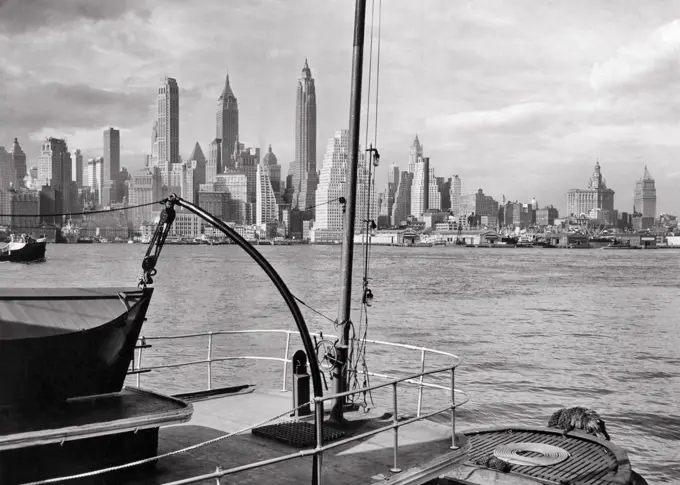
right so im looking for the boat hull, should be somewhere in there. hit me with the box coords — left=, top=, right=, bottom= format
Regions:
left=0, top=287, right=153, bottom=408
left=0, top=241, right=47, bottom=263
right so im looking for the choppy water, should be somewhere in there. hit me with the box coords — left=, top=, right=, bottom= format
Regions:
left=2, top=244, right=679, bottom=483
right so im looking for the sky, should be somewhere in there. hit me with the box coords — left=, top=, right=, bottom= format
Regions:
left=1, top=0, right=680, bottom=214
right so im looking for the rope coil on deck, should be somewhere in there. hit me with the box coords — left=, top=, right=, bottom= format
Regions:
left=493, top=442, right=571, bottom=467
left=17, top=400, right=315, bottom=485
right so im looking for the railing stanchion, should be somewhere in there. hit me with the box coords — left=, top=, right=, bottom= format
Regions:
left=282, top=331, right=291, bottom=391
left=450, top=367, right=458, bottom=450
left=314, top=399, right=324, bottom=485
left=416, top=348, right=426, bottom=417
left=207, top=332, right=213, bottom=391
left=390, top=382, right=402, bottom=473
left=136, top=343, right=144, bottom=388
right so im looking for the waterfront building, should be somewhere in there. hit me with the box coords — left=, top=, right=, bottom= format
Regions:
left=460, top=189, right=499, bottom=219
left=633, top=165, right=656, bottom=230
left=290, top=59, right=318, bottom=217
left=536, top=206, right=559, bottom=226
left=566, top=160, right=615, bottom=225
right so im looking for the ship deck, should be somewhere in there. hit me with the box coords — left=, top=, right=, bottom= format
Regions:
left=125, top=387, right=470, bottom=485
left=441, top=426, right=633, bottom=485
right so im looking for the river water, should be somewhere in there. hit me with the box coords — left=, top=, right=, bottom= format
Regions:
left=2, top=244, right=678, bottom=483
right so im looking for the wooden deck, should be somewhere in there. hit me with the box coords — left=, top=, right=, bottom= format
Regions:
left=122, top=388, right=470, bottom=485
left=441, top=426, right=633, bottom=485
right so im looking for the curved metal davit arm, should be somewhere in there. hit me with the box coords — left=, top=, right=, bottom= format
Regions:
left=169, top=194, right=324, bottom=400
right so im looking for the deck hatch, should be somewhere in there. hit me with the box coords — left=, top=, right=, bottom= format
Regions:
left=465, top=428, right=626, bottom=485
left=252, top=421, right=345, bottom=448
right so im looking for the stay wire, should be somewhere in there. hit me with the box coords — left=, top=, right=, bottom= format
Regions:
left=0, top=200, right=162, bottom=218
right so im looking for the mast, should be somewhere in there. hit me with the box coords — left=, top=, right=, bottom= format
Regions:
left=331, top=0, right=368, bottom=424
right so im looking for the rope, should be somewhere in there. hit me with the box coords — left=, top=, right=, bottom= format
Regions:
left=0, top=200, right=162, bottom=218
left=293, top=295, right=336, bottom=324
left=19, top=399, right=314, bottom=485
left=304, top=197, right=341, bottom=213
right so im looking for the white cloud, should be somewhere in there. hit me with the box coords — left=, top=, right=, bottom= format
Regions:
left=590, top=19, right=680, bottom=93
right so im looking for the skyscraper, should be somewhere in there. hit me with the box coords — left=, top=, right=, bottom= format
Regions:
left=71, top=149, right=83, bottom=187
left=263, top=145, right=282, bottom=195
left=292, top=59, right=318, bottom=216
left=102, top=128, right=120, bottom=205
left=37, top=138, right=72, bottom=216
left=10, top=138, right=26, bottom=188
left=566, top=161, right=615, bottom=225
left=217, top=75, right=239, bottom=170
left=256, top=163, right=279, bottom=229
left=315, top=130, right=373, bottom=232
left=450, top=175, right=461, bottom=216
left=410, top=156, right=430, bottom=218
left=103, top=128, right=120, bottom=182
left=157, top=77, right=179, bottom=185
left=634, top=165, right=656, bottom=230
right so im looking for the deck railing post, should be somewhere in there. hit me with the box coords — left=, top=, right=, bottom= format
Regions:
left=282, top=331, right=291, bottom=391
left=416, top=348, right=426, bottom=417
left=314, top=399, right=324, bottom=485
left=391, top=382, right=402, bottom=473
left=136, top=343, right=144, bottom=388
left=207, top=332, right=213, bottom=391
left=450, top=367, right=458, bottom=450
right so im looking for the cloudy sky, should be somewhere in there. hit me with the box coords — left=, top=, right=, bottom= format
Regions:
left=1, top=0, right=679, bottom=213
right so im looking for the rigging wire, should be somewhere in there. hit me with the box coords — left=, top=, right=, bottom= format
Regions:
left=0, top=200, right=162, bottom=219
left=347, top=0, right=383, bottom=410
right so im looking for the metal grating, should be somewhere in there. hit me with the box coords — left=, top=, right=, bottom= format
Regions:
left=252, top=421, right=345, bottom=448
left=465, top=428, right=626, bottom=485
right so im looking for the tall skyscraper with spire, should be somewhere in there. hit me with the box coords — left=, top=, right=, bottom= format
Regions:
left=634, top=165, right=656, bottom=230
left=157, top=77, right=179, bottom=185
left=291, top=59, right=318, bottom=216
left=217, top=74, right=239, bottom=171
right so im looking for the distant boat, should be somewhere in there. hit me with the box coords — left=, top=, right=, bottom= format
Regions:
left=0, top=286, right=153, bottom=407
left=77, top=236, right=94, bottom=244
left=60, top=219, right=80, bottom=244
left=0, top=234, right=47, bottom=263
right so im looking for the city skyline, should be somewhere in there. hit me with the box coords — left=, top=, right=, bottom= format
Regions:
left=1, top=1, right=679, bottom=213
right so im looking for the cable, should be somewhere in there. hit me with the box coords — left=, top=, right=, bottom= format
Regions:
left=293, top=295, right=336, bottom=324
left=304, top=197, right=341, bottom=212
left=0, top=200, right=162, bottom=218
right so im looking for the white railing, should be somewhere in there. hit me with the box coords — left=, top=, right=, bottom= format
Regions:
left=129, top=329, right=461, bottom=417
left=126, top=328, right=467, bottom=485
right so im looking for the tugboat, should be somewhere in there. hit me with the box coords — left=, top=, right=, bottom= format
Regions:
left=60, top=219, right=80, bottom=244
left=0, top=233, right=47, bottom=263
